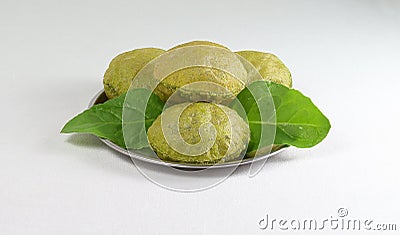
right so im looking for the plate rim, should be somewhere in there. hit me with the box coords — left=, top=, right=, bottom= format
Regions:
left=89, top=90, right=288, bottom=169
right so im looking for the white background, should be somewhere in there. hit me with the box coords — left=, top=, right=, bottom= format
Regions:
left=1, top=0, right=399, bottom=234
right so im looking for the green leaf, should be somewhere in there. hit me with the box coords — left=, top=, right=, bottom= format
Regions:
left=122, top=88, right=164, bottom=149
left=231, top=82, right=276, bottom=155
left=61, top=88, right=164, bottom=149
left=268, top=82, right=331, bottom=147
left=234, top=81, right=331, bottom=153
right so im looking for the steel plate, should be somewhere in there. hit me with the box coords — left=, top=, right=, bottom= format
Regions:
left=89, top=90, right=288, bottom=169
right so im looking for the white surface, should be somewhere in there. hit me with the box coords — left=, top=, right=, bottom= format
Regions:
left=1, top=0, right=400, bottom=234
